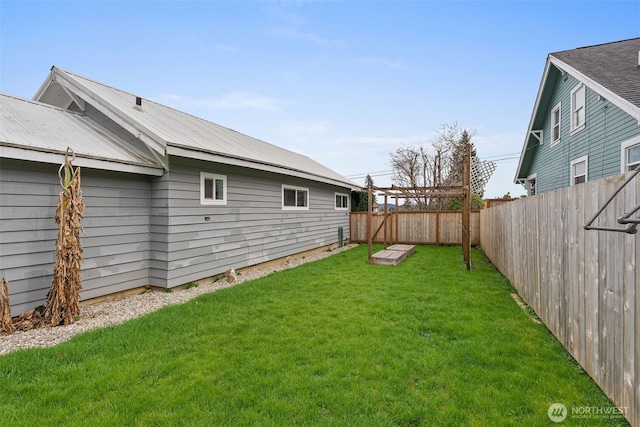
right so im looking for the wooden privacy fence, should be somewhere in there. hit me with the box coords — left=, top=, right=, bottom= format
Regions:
left=480, top=172, right=639, bottom=427
left=350, top=210, right=481, bottom=246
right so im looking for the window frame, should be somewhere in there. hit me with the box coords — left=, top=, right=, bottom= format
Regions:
left=550, top=102, right=561, bottom=146
left=570, top=84, right=586, bottom=134
left=621, top=136, right=640, bottom=172
left=335, top=192, right=349, bottom=210
left=282, top=185, right=309, bottom=210
left=200, top=172, right=227, bottom=205
left=570, top=155, right=588, bottom=186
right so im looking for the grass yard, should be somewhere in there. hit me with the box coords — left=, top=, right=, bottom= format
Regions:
left=0, top=245, right=628, bottom=426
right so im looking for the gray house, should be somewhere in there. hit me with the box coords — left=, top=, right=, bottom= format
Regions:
left=0, top=67, right=355, bottom=316
left=515, top=38, right=640, bottom=195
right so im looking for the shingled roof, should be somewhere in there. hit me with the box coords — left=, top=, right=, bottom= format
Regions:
left=514, top=38, right=640, bottom=183
left=551, top=37, right=640, bottom=110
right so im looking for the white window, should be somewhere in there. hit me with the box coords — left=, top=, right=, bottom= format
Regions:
left=200, top=172, right=227, bottom=205
left=570, top=156, right=588, bottom=185
left=570, top=84, right=586, bottom=133
left=525, top=174, right=537, bottom=196
left=621, top=137, right=640, bottom=172
left=335, top=193, right=349, bottom=210
left=282, top=185, right=309, bottom=210
left=551, top=103, right=561, bottom=145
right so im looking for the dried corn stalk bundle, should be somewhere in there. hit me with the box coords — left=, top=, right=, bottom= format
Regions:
left=44, top=148, right=85, bottom=326
left=0, top=278, right=13, bottom=335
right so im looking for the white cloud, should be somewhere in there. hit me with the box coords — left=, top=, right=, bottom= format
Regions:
left=154, top=92, right=287, bottom=113
left=213, top=43, right=239, bottom=52
left=210, top=92, right=286, bottom=112
left=270, top=26, right=343, bottom=47
left=279, top=119, right=329, bottom=134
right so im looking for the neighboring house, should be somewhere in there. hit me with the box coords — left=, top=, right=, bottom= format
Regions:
left=0, top=66, right=355, bottom=316
left=515, top=38, right=640, bottom=195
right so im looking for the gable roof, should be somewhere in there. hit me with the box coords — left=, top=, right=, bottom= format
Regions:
left=34, top=67, right=356, bottom=188
left=0, top=93, right=163, bottom=175
left=514, top=38, right=640, bottom=183
left=552, top=38, right=640, bottom=111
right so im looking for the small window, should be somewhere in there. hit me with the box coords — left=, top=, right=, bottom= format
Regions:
left=200, top=172, right=227, bottom=205
left=622, top=139, right=640, bottom=172
left=570, top=156, right=588, bottom=185
left=570, top=84, right=585, bottom=133
left=551, top=103, right=561, bottom=145
left=282, top=185, right=309, bottom=210
left=335, top=193, right=349, bottom=210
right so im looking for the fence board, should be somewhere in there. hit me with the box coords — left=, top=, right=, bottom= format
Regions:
left=350, top=211, right=480, bottom=246
left=623, top=174, right=637, bottom=422
left=480, top=172, right=638, bottom=426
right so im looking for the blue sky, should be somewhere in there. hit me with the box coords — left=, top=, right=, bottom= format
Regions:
left=1, top=1, right=638, bottom=197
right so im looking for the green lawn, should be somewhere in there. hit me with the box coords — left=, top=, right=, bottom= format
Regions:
left=0, top=245, right=628, bottom=426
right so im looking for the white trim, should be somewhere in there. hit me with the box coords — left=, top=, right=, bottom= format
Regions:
left=530, top=129, right=543, bottom=145
left=282, top=184, right=309, bottom=210
left=200, top=172, right=227, bottom=205
left=549, top=57, right=640, bottom=125
left=46, top=68, right=169, bottom=157
left=514, top=57, right=556, bottom=183
left=570, top=84, right=586, bottom=134
left=621, top=135, right=640, bottom=172
left=335, top=192, right=349, bottom=210
left=525, top=173, right=537, bottom=196
left=570, top=155, right=588, bottom=186
left=0, top=145, right=164, bottom=176
left=550, top=102, right=561, bottom=146
left=516, top=53, right=640, bottom=183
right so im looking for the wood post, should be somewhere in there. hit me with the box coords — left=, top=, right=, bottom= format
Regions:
left=383, top=194, right=388, bottom=249
left=367, top=185, right=373, bottom=261
left=462, top=143, right=471, bottom=270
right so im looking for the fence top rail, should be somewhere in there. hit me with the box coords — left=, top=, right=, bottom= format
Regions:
left=361, top=185, right=465, bottom=196
left=351, top=210, right=482, bottom=214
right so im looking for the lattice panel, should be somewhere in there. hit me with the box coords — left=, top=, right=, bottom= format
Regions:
left=470, top=157, right=496, bottom=195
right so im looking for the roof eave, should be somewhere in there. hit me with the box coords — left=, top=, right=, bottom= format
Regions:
left=41, top=68, right=170, bottom=164
left=167, top=144, right=356, bottom=189
left=548, top=56, right=640, bottom=124
left=0, top=144, right=164, bottom=176
left=33, top=68, right=56, bottom=102
left=514, top=56, right=554, bottom=183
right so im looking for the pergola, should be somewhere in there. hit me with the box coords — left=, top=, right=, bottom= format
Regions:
left=365, top=143, right=473, bottom=270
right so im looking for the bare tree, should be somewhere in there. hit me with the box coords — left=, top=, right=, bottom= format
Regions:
left=390, top=145, right=432, bottom=209
left=390, top=123, right=475, bottom=210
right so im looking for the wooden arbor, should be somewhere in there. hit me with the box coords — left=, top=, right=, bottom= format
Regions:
left=366, top=143, right=472, bottom=270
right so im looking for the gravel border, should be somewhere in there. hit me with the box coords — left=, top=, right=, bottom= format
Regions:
left=0, top=244, right=357, bottom=355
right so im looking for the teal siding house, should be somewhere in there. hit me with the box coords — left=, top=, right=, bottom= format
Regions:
left=515, top=38, right=640, bottom=195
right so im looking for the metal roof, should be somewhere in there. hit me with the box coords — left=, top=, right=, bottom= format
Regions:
left=35, top=67, right=356, bottom=188
left=0, top=93, right=163, bottom=175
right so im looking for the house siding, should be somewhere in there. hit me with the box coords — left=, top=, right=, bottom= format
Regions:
left=0, top=158, right=152, bottom=316
left=527, top=74, right=640, bottom=194
left=149, top=156, right=351, bottom=288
